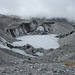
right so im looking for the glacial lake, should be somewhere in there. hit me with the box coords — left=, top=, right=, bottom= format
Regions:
left=12, top=34, right=60, bottom=49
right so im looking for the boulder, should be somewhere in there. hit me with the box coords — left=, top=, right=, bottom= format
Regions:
left=24, top=44, right=37, bottom=55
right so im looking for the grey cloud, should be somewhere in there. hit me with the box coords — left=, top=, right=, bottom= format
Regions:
left=0, top=0, right=75, bottom=20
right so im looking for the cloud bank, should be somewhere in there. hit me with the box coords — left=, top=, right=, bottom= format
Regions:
left=0, top=0, right=75, bottom=20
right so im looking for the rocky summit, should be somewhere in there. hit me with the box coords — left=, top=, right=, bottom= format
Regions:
left=0, top=14, right=75, bottom=75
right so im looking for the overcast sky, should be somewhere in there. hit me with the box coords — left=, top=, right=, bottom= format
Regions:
left=0, top=0, right=75, bottom=20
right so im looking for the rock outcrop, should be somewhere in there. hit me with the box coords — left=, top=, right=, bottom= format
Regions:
left=0, top=29, right=14, bottom=43
left=5, top=20, right=38, bottom=37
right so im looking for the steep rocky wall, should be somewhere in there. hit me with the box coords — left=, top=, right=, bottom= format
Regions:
left=5, top=23, right=30, bottom=37
left=5, top=21, right=55, bottom=37
left=0, top=29, right=14, bottom=43
left=4, top=19, right=39, bottom=37
left=3, top=18, right=74, bottom=39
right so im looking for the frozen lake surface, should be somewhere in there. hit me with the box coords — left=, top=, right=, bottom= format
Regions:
left=12, top=34, right=60, bottom=49
left=11, top=48, right=35, bottom=57
left=0, top=34, right=60, bottom=57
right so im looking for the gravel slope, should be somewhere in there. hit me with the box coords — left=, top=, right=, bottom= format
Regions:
left=59, top=33, right=75, bottom=46
left=0, top=63, right=75, bottom=75
left=52, top=22, right=74, bottom=34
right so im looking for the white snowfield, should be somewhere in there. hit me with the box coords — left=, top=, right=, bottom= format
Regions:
left=12, top=34, right=60, bottom=49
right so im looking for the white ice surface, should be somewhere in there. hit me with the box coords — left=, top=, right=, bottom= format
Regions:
left=11, top=48, right=35, bottom=57
left=12, top=34, right=60, bottom=49
left=35, top=52, right=43, bottom=56
left=0, top=34, right=60, bottom=57
left=0, top=42, right=34, bottom=57
left=0, top=43, right=34, bottom=57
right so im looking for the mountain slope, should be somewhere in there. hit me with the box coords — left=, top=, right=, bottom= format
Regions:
left=52, top=22, right=74, bottom=34
left=59, top=33, right=75, bottom=45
